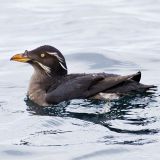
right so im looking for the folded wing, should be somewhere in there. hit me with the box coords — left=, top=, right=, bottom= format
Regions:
left=45, top=71, right=154, bottom=104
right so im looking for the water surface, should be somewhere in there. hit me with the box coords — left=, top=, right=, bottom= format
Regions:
left=0, top=0, right=160, bottom=160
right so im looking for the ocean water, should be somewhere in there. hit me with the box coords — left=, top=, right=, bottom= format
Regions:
left=0, top=0, right=160, bottom=159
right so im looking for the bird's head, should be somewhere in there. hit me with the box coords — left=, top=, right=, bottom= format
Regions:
left=10, top=45, right=68, bottom=76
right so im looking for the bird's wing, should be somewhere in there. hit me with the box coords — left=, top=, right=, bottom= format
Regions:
left=45, top=72, right=140, bottom=104
left=45, top=74, right=105, bottom=104
left=84, top=72, right=141, bottom=97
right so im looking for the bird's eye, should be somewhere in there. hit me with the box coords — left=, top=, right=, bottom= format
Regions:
left=41, top=53, right=45, bottom=58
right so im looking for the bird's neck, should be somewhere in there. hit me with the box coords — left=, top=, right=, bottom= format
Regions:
left=27, top=71, right=54, bottom=106
left=27, top=69, right=65, bottom=106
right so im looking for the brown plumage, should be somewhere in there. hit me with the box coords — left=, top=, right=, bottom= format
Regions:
left=10, top=45, right=155, bottom=106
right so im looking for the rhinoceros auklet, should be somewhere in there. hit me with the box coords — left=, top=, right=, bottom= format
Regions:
left=10, top=45, right=154, bottom=106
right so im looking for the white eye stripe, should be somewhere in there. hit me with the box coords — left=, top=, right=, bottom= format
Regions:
left=36, top=61, right=67, bottom=76
left=59, top=62, right=67, bottom=70
left=36, top=61, right=51, bottom=77
left=46, top=52, right=64, bottom=63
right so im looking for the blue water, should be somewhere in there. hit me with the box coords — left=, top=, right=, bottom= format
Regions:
left=0, top=0, right=160, bottom=159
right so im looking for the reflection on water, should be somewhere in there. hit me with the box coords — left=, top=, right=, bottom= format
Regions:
left=25, top=91, right=159, bottom=146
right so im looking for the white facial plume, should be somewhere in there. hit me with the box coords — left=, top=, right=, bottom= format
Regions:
left=46, top=52, right=67, bottom=71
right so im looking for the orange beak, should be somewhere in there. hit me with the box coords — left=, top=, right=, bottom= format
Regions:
left=10, top=53, right=30, bottom=63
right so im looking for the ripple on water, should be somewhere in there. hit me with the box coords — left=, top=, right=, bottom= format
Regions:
left=23, top=91, right=160, bottom=147
left=0, top=1, right=160, bottom=159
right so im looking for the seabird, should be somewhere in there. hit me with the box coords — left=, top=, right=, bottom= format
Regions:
left=10, top=45, right=155, bottom=106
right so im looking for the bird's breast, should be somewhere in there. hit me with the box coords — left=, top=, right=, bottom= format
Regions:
left=28, top=88, right=49, bottom=106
